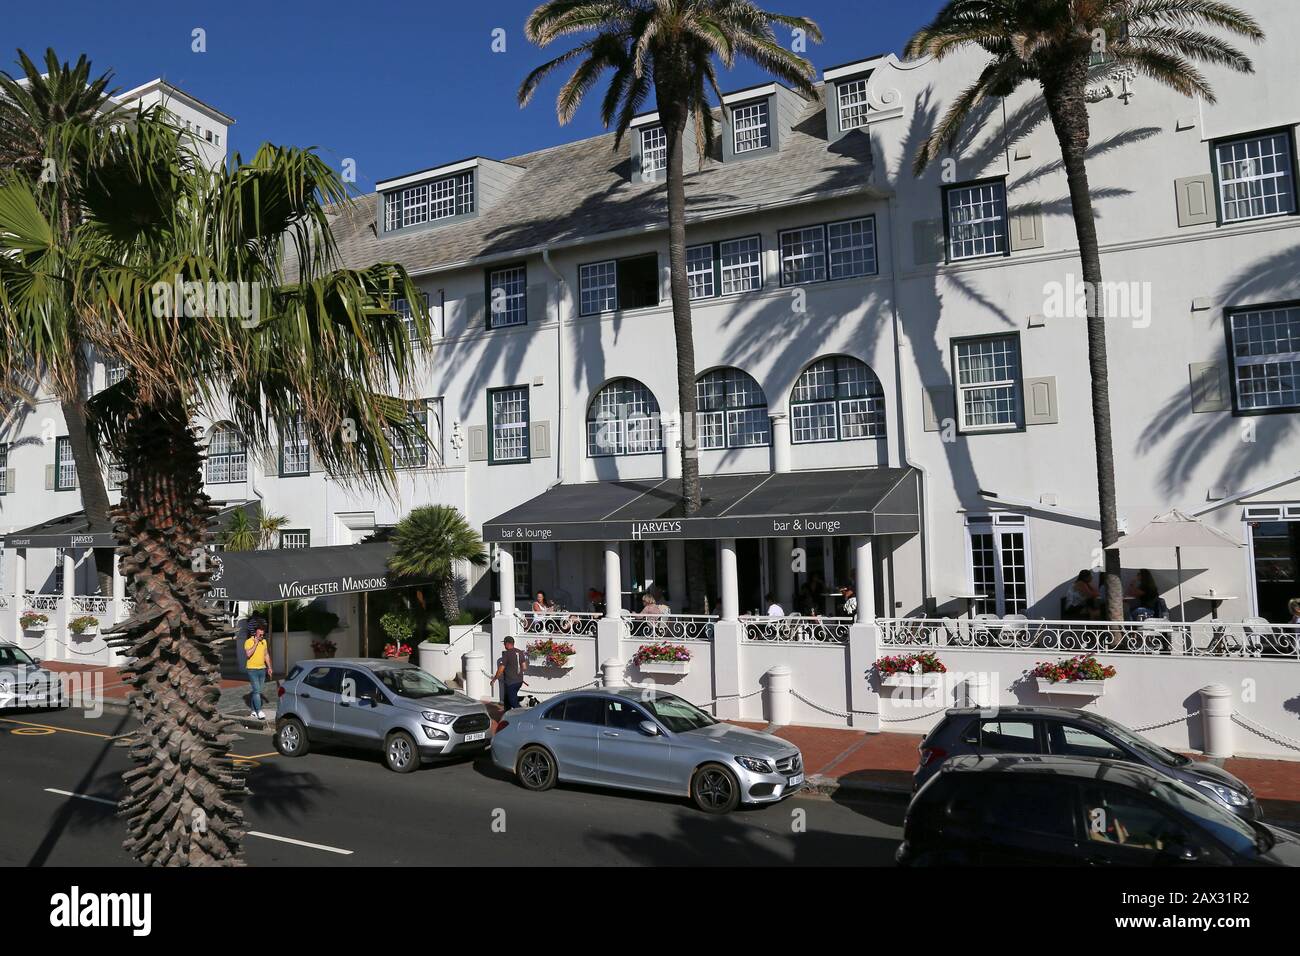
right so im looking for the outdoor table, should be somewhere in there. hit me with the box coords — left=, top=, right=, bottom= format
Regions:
left=950, top=591, right=986, bottom=620
left=1190, top=593, right=1238, bottom=621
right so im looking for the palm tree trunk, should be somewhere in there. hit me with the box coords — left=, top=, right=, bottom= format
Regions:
left=439, top=576, right=460, bottom=623
left=1044, top=63, right=1125, bottom=622
left=661, top=91, right=706, bottom=613
left=109, top=400, right=247, bottom=865
left=60, top=393, right=115, bottom=597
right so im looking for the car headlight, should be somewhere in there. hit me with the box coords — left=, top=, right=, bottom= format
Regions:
left=1196, top=780, right=1249, bottom=808
left=735, top=755, right=774, bottom=774
left=422, top=711, right=456, bottom=724
left=421, top=726, right=449, bottom=740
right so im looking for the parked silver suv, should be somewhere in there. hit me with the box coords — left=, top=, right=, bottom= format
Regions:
left=275, top=659, right=493, bottom=773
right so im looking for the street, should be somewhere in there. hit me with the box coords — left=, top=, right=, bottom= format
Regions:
left=0, top=708, right=906, bottom=867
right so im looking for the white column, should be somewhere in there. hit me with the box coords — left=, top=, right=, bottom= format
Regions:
left=854, top=536, right=875, bottom=624
left=111, top=553, right=125, bottom=625
left=497, top=544, right=516, bottom=615
left=11, top=548, right=25, bottom=645
left=603, top=541, right=621, bottom=618
left=59, top=548, right=75, bottom=661
left=772, top=537, right=794, bottom=611
left=769, top=412, right=792, bottom=474
left=719, top=538, right=739, bottom=622
left=663, top=416, right=681, bottom=480
left=667, top=541, right=687, bottom=613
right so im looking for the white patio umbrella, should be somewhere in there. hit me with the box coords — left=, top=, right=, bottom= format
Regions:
left=1104, top=509, right=1243, bottom=621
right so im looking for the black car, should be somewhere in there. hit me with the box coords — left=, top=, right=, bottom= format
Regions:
left=914, top=705, right=1260, bottom=820
left=897, top=754, right=1300, bottom=867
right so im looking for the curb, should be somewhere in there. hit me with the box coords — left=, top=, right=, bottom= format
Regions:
left=91, top=697, right=277, bottom=736
left=803, top=773, right=912, bottom=800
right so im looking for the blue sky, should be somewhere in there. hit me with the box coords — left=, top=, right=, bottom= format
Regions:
left=7, top=0, right=945, bottom=191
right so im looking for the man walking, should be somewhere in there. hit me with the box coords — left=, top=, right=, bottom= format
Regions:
left=490, top=636, right=528, bottom=711
left=243, top=617, right=273, bottom=721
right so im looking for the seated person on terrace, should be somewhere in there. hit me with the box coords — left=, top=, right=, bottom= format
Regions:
left=1063, top=569, right=1102, bottom=620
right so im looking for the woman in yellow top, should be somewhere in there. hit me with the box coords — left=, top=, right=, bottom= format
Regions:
left=244, top=618, right=273, bottom=721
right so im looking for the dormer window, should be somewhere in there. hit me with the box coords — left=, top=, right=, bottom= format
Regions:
left=837, top=77, right=869, bottom=132
left=732, top=101, right=770, bottom=154
left=383, top=170, right=475, bottom=233
left=641, top=126, right=667, bottom=177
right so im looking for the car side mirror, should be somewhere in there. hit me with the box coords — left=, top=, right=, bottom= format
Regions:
left=638, top=720, right=661, bottom=737
left=31, top=658, right=42, bottom=667
left=1160, top=836, right=1203, bottom=862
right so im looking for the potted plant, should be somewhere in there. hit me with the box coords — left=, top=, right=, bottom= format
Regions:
left=383, top=642, right=413, bottom=661
left=69, top=615, right=100, bottom=638
left=525, top=638, right=576, bottom=668
left=311, top=638, right=337, bottom=659
left=1031, top=655, right=1116, bottom=697
left=20, top=612, right=48, bottom=633
left=632, top=642, right=692, bottom=675
left=876, top=652, right=946, bottom=689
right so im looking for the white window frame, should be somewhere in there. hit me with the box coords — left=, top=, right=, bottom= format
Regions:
left=953, top=335, right=1023, bottom=432
left=695, top=368, right=770, bottom=450
left=945, top=180, right=1008, bottom=261
left=488, top=264, right=528, bottom=328
left=838, top=77, right=870, bottom=132
left=206, top=425, right=248, bottom=484
left=1215, top=131, right=1297, bottom=224
left=280, top=530, right=311, bottom=550
left=719, top=236, right=762, bottom=294
left=640, top=125, right=667, bottom=177
left=827, top=217, right=877, bottom=279
left=779, top=225, right=826, bottom=285
left=579, top=260, right=618, bottom=316
left=587, top=378, right=663, bottom=457
left=385, top=171, right=475, bottom=232
left=489, top=386, right=530, bottom=464
left=732, top=100, right=771, bottom=153
left=55, top=436, right=78, bottom=491
left=391, top=400, right=433, bottom=470
left=394, top=292, right=430, bottom=345
left=1228, top=303, right=1300, bottom=411
left=280, top=415, right=311, bottom=476
left=686, top=244, right=715, bottom=300
left=964, top=513, right=1032, bottom=616
left=789, top=357, right=885, bottom=444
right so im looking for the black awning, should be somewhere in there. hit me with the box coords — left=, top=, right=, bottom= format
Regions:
left=1, top=501, right=259, bottom=550
left=482, top=467, right=919, bottom=543
left=208, top=541, right=430, bottom=603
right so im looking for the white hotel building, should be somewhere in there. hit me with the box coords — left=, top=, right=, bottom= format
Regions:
left=2, top=2, right=1299, bottom=752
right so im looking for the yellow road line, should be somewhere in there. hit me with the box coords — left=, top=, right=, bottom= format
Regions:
left=1, top=717, right=279, bottom=760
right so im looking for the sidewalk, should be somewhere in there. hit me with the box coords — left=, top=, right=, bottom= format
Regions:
left=41, top=662, right=1300, bottom=822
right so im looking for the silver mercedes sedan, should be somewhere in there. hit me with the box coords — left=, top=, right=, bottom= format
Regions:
left=0, top=642, right=63, bottom=710
left=491, top=687, right=804, bottom=813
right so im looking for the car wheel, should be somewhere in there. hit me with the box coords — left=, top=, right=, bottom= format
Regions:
left=275, top=717, right=310, bottom=757
left=516, top=745, right=557, bottom=791
left=691, top=763, right=741, bottom=814
left=384, top=730, right=419, bottom=773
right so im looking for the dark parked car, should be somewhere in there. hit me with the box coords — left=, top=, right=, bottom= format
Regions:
left=914, top=705, right=1260, bottom=820
left=897, top=755, right=1300, bottom=867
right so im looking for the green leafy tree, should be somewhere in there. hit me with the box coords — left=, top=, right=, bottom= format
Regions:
left=906, top=0, right=1262, bottom=620
left=519, top=0, right=821, bottom=611
left=387, top=505, right=489, bottom=623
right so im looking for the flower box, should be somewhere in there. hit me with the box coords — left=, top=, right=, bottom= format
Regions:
left=526, top=638, right=576, bottom=669
left=638, top=660, right=691, bottom=675
left=1036, top=677, right=1107, bottom=697
left=883, top=672, right=944, bottom=690
left=20, top=613, right=48, bottom=633
left=70, top=616, right=100, bottom=638
left=528, top=652, right=574, bottom=670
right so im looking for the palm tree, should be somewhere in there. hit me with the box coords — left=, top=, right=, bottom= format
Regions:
left=1, top=116, right=432, bottom=864
left=906, top=0, right=1262, bottom=621
left=220, top=509, right=290, bottom=551
left=519, top=0, right=821, bottom=611
left=387, top=505, right=488, bottom=622
left=0, top=49, right=132, bottom=596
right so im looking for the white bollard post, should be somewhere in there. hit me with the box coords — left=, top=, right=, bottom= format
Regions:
left=959, top=672, right=993, bottom=709
left=463, top=649, right=489, bottom=702
left=765, top=664, right=792, bottom=727
left=1199, top=683, right=1234, bottom=759
left=602, top=658, right=627, bottom=688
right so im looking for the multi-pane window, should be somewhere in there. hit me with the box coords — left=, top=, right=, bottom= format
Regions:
left=55, top=436, right=77, bottom=490
left=732, top=100, right=771, bottom=153
left=280, top=414, right=311, bottom=476
left=500, top=542, right=532, bottom=602
left=489, top=386, right=530, bottom=463
left=383, top=171, right=475, bottom=232
left=391, top=400, right=432, bottom=469
left=579, top=260, right=618, bottom=315
left=52, top=547, right=65, bottom=594
left=394, top=293, right=429, bottom=344
left=945, top=181, right=1008, bottom=260
left=953, top=335, right=1022, bottom=431
left=0, top=443, right=6, bottom=494
left=779, top=226, right=826, bottom=285
left=696, top=368, right=770, bottom=450
left=1228, top=304, right=1300, bottom=411
left=578, top=254, right=658, bottom=315
left=1215, top=132, right=1297, bottom=223
left=719, top=236, right=763, bottom=294
left=487, top=265, right=527, bottom=328
left=967, top=515, right=1029, bottom=615
left=838, top=77, right=870, bottom=131
left=587, top=378, right=662, bottom=457
left=280, top=530, right=311, bottom=550
left=106, top=358, right=127, bottom=387
left=640, top=125, right=667, bottom=177
left=206, top=424, right=247, bottom=484
left=107, top=461, right=126, bottom=491
left=686, top=244, right=715, bottom=300
left=790, top=356, right=886, bottom=443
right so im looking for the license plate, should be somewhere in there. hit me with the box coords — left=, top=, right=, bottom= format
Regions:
left=464, top=731, right=487, bottom=742
left=788, top=773, right=804, bottom=787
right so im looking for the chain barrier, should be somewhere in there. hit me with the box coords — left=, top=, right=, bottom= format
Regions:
left=1232, top=711, right=1300, bottom=752
left=1130, top=711, right=1200, bottom=732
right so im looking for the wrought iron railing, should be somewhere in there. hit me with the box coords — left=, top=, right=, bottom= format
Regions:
left=25, top=594, right=59, bottom=612
left=71, top=595, right=109, bottom=615
left=517, top=611, right=601, bottom=637
left=877, top=618, right=1300, bottom=660
left=741, top=615, right=852, bottom=644
left=626, top=614, right=717, bottom=642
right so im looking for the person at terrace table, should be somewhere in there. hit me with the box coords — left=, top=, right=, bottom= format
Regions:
left=639, top=593, right=664, bottom=615
left=1064, top=569, right=1102, bottom=620
left=1289, top=597, right=1299, bottom=625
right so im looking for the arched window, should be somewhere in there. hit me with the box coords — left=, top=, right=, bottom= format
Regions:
left=206, top=423, right=248, bottom=483
left=587, top=378, right=662, bottom=457
left=696, top=368, right=770, bottom=449
left=790, top=356, right=885, bottom=443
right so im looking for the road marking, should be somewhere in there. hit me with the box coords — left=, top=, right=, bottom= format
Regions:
left=246, top=831, right=354, bottom=856
left=43, top=789, right=354, bottom=856
left=0, top=717, right=112, bottom=739
left=240, top=752, right=279, bottom=760
left=12, top=727, right=55, bottom=735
